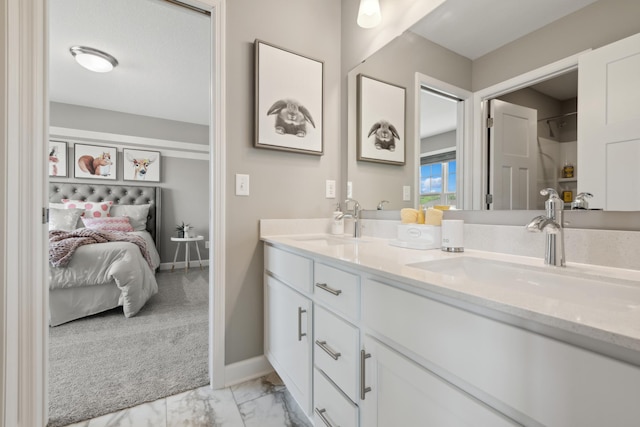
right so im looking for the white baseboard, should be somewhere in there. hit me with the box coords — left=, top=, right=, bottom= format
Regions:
left=159, top=260, right=210, bottom=271
left=224, top=355, right=273, bottom=388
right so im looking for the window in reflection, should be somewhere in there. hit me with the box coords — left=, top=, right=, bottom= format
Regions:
left=420, top=156, right=456, bottom=208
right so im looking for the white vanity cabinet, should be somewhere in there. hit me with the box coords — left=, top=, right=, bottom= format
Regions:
left=263, top=246, right=313, bottom=416
left=360, top=334, right=517, bottom=427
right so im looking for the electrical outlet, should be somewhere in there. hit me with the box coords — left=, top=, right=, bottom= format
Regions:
left=347, top=181, right=353, bottom=198
left=403, top=185, right=411, bottom=201
left=326, top=180, right=336, bottom=198
left=205, top=241, right=210, bottom=249
left=235, top=174, right=250, bottom=196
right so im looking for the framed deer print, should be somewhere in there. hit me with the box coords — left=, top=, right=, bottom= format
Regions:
left=254, top=39, right=324, bottom=155
left=123, top=148, right=161, bottom=182
left=73, top=144, right=117, bottom=180
left=49, top=140, right=68, bottom=177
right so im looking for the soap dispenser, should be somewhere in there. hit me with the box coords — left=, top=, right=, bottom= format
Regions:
left=331, top=203, right=344, bottom=235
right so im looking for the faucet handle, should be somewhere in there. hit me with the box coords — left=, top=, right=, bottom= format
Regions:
left=540, top=188, right=560, bottom=198
left=571, top=192, right=593, bottom=210
left=575, top=192, right=593, bottom=200
left=376, top=200, right=389, bottom=210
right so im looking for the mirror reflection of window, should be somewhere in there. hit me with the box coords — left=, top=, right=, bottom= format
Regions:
left=420, top=155, right=456, bottom=208
left=420, top=87, right=461, bottom=209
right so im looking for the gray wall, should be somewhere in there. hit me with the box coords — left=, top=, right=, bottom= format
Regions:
left=421, top=130, right=456, bottom=154
left=225, top=0, right=342, bottom=365
left=49, top=103, right=210, bottom=263
left=472, top=0, right=640, bottom=91
left=347, top=33, right=471, bottom=210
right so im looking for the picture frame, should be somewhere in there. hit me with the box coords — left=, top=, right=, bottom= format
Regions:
left=357, top=74, right=406, bottom=165
left=48, top=140, right=68, bottom=177
left=73, top=143, right=117, bottom=180
left=254, top=39, right=324, bottom=155
left=123, top=148, right=161, bottom=182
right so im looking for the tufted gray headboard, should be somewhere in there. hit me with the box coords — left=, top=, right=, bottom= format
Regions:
left=49, top=182, right=161, bottom=250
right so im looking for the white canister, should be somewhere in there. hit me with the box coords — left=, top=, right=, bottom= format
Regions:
left=441, top=219, right=464, bottom=252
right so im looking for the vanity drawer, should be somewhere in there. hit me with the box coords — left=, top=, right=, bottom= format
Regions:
left=314, top=368, right=358, bottom=427
left=314, top=305, right=359, bottom=402
left=314, top=262, right=359, bottom=319
left=264, top=245, right=313, bottom=293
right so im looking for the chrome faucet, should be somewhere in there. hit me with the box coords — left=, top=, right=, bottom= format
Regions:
left=526, top=188, right=565, bottom=267
left=377, top=200, right=389, bottom=210
left=337, top=198, right=362, bottom=238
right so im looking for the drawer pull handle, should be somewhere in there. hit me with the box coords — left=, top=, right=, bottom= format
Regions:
left=316, top=282, right=342, bottom=296
left=360, top=349, right=372, bottom=400
left=315, top=408, right=336, bottom=427
left=315, top=340, right=341, bottom=360
left=297, top=307, right=307, bottom=341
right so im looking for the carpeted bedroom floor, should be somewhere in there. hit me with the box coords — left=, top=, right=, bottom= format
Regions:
left=48, top=268, right=209, bottom=427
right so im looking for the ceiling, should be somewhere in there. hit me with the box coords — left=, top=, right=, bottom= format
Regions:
left=49, top=0, right=211, bottom=126
left=410, top=0, right=598, bottom=61
left=415, top=0, right=593, bottom=140
left=49, top=0, right=593, bottom=130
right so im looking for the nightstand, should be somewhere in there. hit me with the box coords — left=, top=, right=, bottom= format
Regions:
left=170, top=235, right=204, bottom=272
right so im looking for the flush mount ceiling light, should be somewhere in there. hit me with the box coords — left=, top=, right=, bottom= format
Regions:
left=357, top=0, right=382, bottom=28
left=69, top=46, right=118, bottom=73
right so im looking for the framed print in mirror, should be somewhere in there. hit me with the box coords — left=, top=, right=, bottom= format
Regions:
left=73, top=143, right=117, bottom=180
left=123, top=148, right=161, bottom=182
left=49, top=140, right=68, bottom=177
left=255, top=39, right=324, bottom=155
left=357, top=74, right=406, bottom=165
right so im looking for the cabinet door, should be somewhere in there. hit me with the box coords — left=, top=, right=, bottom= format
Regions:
left=264, top=274, right=312, bottom=416
left=360, top=335, right=517, bottom=427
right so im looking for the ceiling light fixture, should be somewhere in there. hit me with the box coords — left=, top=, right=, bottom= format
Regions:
left=69, top=46, right=118, bottom=73
left=357, top=0, right=382, bottom=29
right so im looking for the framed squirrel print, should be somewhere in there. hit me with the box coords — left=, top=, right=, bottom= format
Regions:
left=73, top=143, right=117, bottom=180
left=254, top=39, right=324, bottom=155
left=357, top=74, right=406, bottom=165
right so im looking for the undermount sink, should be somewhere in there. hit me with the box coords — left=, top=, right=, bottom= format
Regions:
left=407, top=257, right=640, bottom=311
left=289, top=235, right=371, bottom=246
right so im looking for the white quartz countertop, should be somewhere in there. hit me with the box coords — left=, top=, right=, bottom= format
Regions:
left=262, top=233, right=640, bottom=357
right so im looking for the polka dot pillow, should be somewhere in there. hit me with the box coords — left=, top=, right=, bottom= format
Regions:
left=62, top=199, right=113, bottom=218
left=82, top=216, right=134, bottom=232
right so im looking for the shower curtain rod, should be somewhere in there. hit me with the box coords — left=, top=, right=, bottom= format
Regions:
left=162, top=0, right=211, bottom=16
left=537, top=111, right=577, bottom=122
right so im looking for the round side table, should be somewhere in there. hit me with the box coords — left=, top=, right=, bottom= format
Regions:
left=170, top=235, right=204, bottom=272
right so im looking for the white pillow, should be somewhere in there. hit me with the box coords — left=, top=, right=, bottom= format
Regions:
left=109, top=204, right=151, bottom=232
left=48, top=208, right=84, bottom=231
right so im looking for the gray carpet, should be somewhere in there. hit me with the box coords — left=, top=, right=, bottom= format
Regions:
left=48, top=268, right=209, bottom=427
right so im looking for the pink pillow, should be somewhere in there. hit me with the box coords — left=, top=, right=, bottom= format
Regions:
left=62, top=199, right=113, bottom=218
left=82, top=216, right=134, bottom=232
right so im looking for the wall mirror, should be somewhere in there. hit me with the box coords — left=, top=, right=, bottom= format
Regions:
left=346, top=0, right=639, bottom=213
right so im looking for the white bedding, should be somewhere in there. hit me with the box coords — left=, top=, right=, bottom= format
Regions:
left=49, top=231, right=161, bottom=325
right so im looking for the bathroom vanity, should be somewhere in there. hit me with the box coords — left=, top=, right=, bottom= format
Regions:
left=262, top=227, right=640, bottom=427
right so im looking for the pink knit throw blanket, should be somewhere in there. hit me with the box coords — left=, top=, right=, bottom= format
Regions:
left=49, top=228, right=153, bottom=269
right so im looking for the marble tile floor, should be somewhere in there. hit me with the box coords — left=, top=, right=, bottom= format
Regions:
left=64, top=372, right=312, bottom=427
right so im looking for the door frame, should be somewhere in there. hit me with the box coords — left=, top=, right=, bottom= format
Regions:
left=471, top=51, right=587, bottom=210
left=414, top=72, right=472, bottom=209
left=1, top=0, right=227, bottom=426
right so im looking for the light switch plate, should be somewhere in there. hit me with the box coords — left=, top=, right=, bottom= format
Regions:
left=326, top=180, right=336, bottom=198
left=347, top=181, right=353, bottom=199
left=236, top=174, right=250, bottom=196
left=403, top=185, right=411, bottom=201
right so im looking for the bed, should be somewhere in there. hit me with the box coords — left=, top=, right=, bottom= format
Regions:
left=48, top=182, right=162, bottom=326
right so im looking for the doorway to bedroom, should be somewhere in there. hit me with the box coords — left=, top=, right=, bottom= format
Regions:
left=46, top=1, right=214, bottom=426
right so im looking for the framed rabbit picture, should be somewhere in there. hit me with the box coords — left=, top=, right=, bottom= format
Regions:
left=254, top=39, right=324, bottom=155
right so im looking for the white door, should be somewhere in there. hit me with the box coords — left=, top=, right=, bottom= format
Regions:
left=489, top=99, right=538, bottom=209
left=578, top=32, right=640, bottom=210
left=359, top=335, right=517, bottom=427
left=264, top=275, right=312, bottom=415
